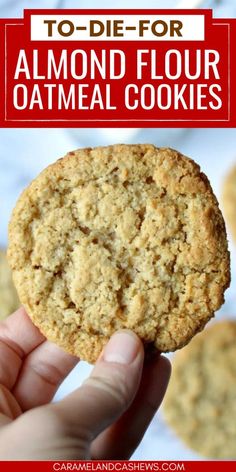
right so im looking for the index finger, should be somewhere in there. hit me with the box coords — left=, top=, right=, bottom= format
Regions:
left=0, top=307, right=45, bottom=389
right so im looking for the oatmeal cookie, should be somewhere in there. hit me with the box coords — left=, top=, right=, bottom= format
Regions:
left=8, top=145, right=230, bottom=362
left=163, top=320, right=236, bottom=458
left=222, top=164, right=236, bottom=242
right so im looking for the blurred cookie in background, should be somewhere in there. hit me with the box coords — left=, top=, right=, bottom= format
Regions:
left=0, top=249, right=19, bottom=320
left=222, top=164, right=236, bottom=243
left=163, top=320, right=236, bottom=459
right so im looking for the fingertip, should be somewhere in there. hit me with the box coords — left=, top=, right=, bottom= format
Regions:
left=154, top=355, right=172, bottom=399
left=141, top=353, right=172, bottom=402
left=101, top=330, right=144, bottom=366
left=159, top=354, right=172, bottom=376
left=4, top=306, right=26, bottom=322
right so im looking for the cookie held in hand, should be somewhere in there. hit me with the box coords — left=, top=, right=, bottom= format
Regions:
left=222, top=164, right=236, bottom=243
left=8, top=145, right=230, bottom=363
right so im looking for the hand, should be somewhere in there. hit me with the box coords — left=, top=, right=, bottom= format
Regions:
left=0, top=308, right=171, bottom=460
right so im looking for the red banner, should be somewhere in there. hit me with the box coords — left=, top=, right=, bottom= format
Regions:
left=0, top=9, right=236, bottom=127
left=0, top=462, right=236, bottom=472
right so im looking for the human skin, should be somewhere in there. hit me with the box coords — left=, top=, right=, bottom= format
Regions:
left=0, top=307, right=171, bottom=460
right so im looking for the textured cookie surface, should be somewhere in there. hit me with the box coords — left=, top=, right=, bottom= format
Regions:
left=0, top=249, right=19, bottom=320
left=8, top=145, right=230, bottom=363
left=163, top=320, right=236, bottom=458
left=222, top=164, right=236, bottom=242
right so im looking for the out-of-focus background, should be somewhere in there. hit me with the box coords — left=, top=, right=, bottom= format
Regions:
left=0, top=0, right=236, bottom=460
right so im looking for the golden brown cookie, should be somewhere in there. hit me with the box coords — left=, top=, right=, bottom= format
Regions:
left=8, top=145, right=230, bottom=363
left=222, top=164, right=236, bottom=242
left=163, top=320, right=236, bottom=459
left=0, top=249, right=19, bottom=320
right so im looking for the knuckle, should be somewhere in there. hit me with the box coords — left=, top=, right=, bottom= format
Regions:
left=85, top=368, right=132, bottom=410
left=26, top=360, right=62, bottom=387
left=27, top=406, right=68, bottom=438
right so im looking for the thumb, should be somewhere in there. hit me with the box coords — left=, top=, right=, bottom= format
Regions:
left=54, top=330, right=144, bottom=442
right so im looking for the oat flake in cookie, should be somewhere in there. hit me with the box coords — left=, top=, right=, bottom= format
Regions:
left=8, top=145, right=230, bottom=363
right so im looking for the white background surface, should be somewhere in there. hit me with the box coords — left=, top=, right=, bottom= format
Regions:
left=0, top=0, right=236, bottom=461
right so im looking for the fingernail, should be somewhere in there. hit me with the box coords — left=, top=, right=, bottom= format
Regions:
left=103, top=331, right=140, bottom=365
